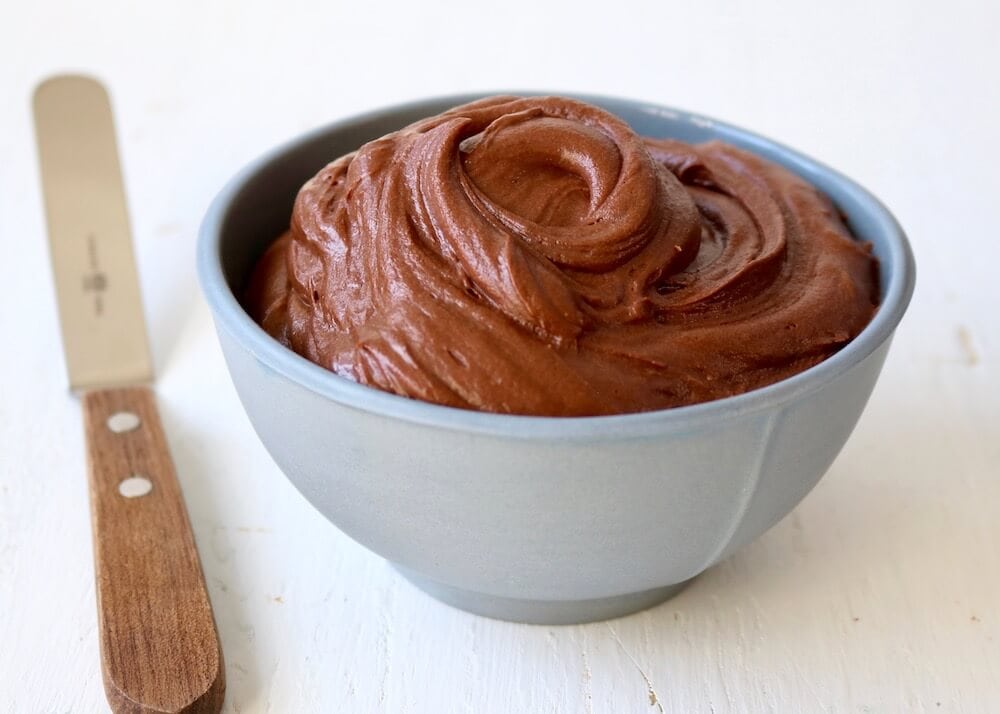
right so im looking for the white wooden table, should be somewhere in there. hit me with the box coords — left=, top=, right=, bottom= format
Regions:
left=2, top=1, right=998, bottom=711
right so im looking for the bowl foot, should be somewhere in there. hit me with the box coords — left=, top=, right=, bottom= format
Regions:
left=393, top=565, right=692, bottom=625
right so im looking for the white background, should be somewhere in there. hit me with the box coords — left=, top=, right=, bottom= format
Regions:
left=2, top=1, right=998, bottom=711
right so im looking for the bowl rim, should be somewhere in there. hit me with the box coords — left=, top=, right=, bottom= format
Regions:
left=197, top=91, right=916, bottom=439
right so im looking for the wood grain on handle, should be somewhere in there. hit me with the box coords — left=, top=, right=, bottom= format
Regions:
left=83, top=387, right=224, bottom=714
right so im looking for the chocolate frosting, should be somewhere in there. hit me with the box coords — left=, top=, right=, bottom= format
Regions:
left=247, top=96, right=879, bottom=416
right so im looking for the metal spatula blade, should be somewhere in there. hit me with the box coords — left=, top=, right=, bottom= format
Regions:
left=34, top=74, right=152, bottom=391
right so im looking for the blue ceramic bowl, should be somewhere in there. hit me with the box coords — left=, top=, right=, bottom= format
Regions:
left=197, top=93, right=915, bottom=624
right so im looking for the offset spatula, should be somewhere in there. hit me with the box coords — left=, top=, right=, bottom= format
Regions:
left=33, top=75, right=225, bottom=714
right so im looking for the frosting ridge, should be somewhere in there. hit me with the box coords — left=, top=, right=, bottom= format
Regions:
left=247, top=96, right=879, bottom=416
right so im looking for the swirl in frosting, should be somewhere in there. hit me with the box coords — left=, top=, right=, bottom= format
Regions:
left=246, top=96, right=879, bottom=416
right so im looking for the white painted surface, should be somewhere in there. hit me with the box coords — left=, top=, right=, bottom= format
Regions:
left=1, top=0, right=998, bottom=711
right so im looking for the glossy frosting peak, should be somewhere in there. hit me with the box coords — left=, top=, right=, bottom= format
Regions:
left=247, top=96, right=879, bottom=416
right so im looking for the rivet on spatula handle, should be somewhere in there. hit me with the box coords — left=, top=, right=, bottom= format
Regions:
left=84, top=387, right=225, bottom=713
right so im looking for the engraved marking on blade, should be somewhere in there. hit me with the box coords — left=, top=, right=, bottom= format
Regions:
left=83, top=233, right=108, bottom=316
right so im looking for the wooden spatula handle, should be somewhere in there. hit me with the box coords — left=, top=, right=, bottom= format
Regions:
left=82, top=386, right=224, bottom=714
